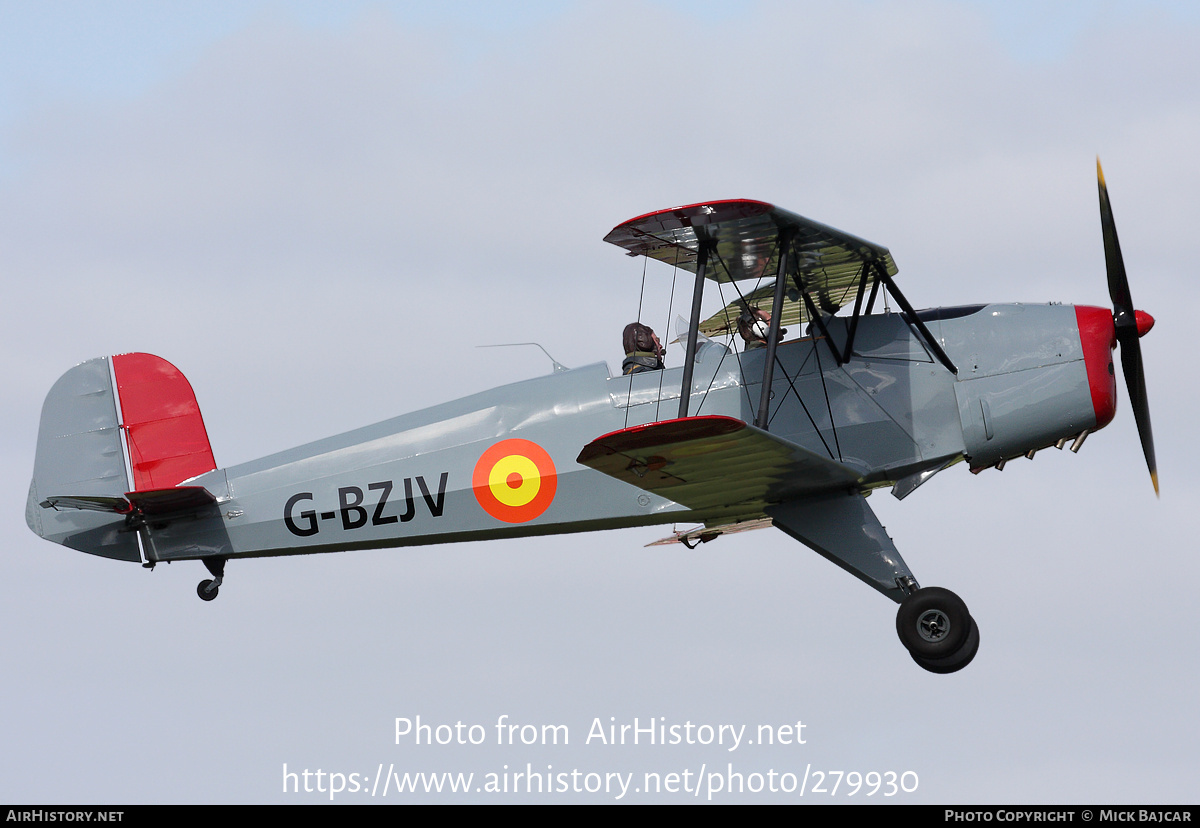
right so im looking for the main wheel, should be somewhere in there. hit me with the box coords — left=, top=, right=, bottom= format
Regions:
left=197, top=579, right=219, bottom=601
left=896, top=586, right=970, bottom=658
left=911, top=617, right=979, bottom=674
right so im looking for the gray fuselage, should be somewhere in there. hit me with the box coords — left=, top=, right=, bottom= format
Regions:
left=130, top=302, right=1101, bottom=564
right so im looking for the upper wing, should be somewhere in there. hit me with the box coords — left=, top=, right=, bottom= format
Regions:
left=605, top=199, right=897, bottom=335
left=576, top=415, right=861, bottom=514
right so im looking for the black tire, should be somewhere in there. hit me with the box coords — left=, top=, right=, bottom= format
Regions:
left=911, top=616, right=979, bottom=674
left=197, top=579, right=219, bottom=601
left=896, top=586, right=970, bottom=658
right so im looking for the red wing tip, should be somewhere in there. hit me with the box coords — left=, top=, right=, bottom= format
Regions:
left=578, top=416, right=747, bottom=464
left=587, top=415, right=745, bottom=445
left=611, top=199, right=773, bottom=232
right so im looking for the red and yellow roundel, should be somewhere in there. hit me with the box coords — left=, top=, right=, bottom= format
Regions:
left=472, top=439, right=558, bottom=523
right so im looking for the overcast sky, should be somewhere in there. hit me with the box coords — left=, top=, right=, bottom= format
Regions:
left=2, top=0, right=1197, bottom=804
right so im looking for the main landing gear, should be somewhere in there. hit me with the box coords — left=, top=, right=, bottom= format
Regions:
left=197, top=556, right=226, bottom=602
left=896, top=587, right=979, bottom=674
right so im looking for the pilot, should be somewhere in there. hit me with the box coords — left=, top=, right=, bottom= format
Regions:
left=622, top=322, right=665, bottom=375
left=738, top=308, right=786, bottom=350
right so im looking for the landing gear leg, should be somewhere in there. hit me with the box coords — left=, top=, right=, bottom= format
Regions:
left=763, top=494, right=980, bottom=673
left=896, top=587, right=978, bottom=673
left=197, top=557, right=226, bottom=602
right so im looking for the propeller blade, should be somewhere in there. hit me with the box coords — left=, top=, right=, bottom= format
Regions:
left=1098, top=159, right=1133, bottom=321
left=1097, top=159, right=1158, bottom=495
left=1116, top=326, right=1158, bottom=495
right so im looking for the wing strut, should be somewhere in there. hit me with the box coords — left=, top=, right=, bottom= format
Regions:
left=874, top=260, right=959, bottom=375
left=754, top=227, right=796, bottom=429
left=841, top=264, right=872, bottom=364
left=678, top=239, right=711, bottom=418
left=801, top=289, right=844, bottom=366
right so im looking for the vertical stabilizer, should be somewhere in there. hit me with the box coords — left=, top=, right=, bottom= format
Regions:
left=27, top=354, right=217, bottom=562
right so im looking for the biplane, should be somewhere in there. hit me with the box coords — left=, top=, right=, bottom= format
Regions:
left=26, top=162, right=1155, bottom=673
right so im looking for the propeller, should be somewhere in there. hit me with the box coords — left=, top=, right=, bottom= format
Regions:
left=1097, top=158, right=1158, bottom=495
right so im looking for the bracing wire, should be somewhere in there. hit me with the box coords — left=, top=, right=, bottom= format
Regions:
left=636, top=255, right=648, bottom=323
left=700, top=278, right=755, bottom=417
left=655, top=250, right=680, bottom=423
left=624, top=255, right=652, bottom=427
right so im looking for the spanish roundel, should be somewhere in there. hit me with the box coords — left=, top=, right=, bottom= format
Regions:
left=472, top=439, right=558, bottom=523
